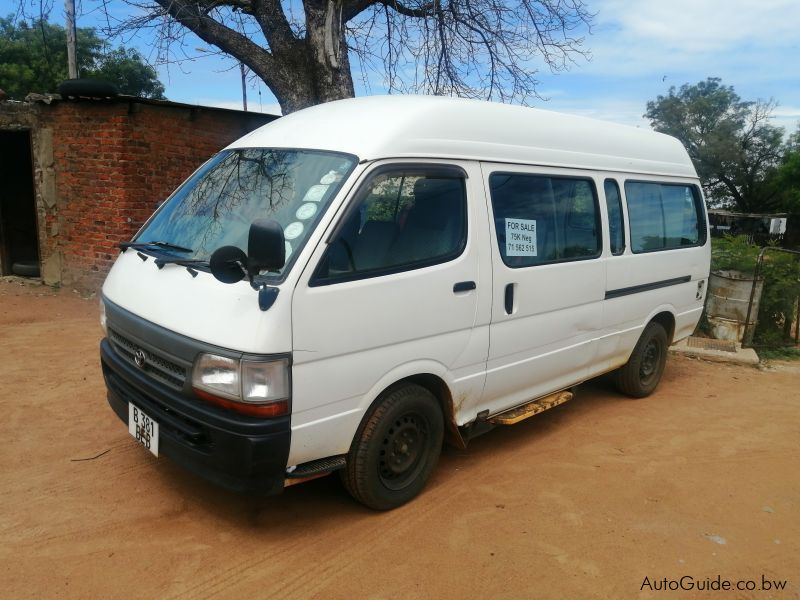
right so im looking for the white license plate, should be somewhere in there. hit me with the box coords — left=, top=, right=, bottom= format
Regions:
left=128, top=403, right=159, bottom=457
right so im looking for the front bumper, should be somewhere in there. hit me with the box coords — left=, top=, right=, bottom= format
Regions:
left=100, top=338, right=291, bottom=495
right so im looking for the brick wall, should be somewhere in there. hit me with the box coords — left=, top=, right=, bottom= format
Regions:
left=37, top=99, right=276, bottom=289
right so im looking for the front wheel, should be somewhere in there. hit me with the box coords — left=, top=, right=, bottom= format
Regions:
left=615, top=321, right=668, bottom=398
left=342, top=383, right=443, bottom=510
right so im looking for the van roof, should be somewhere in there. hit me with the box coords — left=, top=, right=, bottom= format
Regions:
left=230, top=95, right=697, bottom=178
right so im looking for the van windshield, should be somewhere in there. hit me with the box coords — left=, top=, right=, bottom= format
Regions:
left=136, top=148, right=357, bottom=278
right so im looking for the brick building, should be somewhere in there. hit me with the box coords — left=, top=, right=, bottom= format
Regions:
left=0, top=96, right=277, bottom=290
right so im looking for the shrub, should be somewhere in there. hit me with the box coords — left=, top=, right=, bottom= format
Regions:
left=710, top=236, right=800, bottom=346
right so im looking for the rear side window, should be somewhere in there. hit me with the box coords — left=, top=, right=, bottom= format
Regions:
left=488, top=173, right=601, bottom=268
left=625, top=182, right=706, bottom=253
left=604, top=179, right=625, bottom=255
left=313, top=169, right=467, bottom=283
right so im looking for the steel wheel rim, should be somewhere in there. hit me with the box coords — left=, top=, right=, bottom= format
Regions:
left=378, top=412, right=429, bottom=491
left=640, top=339, right=661, bottom=381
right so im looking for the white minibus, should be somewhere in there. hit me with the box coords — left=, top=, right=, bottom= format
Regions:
left=100, top=96, right=710, bottom=509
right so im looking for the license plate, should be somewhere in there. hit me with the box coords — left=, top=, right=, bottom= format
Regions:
left=128, top=403, right=159, bottom=457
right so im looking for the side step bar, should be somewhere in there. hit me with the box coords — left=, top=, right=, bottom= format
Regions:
left=284, top=455, right=346, bottom=487
left=489, top=390, right=573, bottom=426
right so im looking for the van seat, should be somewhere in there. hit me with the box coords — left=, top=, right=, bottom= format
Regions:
left=386, top=179, right=463, bottom=265
left=352, top=220, right=398, bottom=270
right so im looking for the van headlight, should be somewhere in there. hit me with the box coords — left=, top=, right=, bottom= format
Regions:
left=192, top=354, right=290, bottom=417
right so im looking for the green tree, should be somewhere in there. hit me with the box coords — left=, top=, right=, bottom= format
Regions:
left=770, top=127, right=800, bottom=247
left=775, top=152, right=800, bottom=213
left=0, top=16, right=165, bottom=100
left=88, top=48, right=166, bottom=99
left=645, top=77, right=785, bottom=211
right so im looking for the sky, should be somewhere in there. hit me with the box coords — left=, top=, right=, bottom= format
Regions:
left=3, top=0, right=799, bottom=134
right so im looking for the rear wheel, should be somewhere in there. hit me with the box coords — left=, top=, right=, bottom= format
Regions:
left=615, top=321, right=668, bottom=398
left=342, top=383, right=443, bottom=510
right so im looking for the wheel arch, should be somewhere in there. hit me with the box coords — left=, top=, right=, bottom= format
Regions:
left=616, top=306, right=677, bottom=367
left=649, top=310, right=676, bottom=345
left=357, top=370, right=467, bottom=451
left=403, top=373, right=467, bottom=450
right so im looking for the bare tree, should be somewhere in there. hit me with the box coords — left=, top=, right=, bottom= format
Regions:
left=84, top=0, right=592, bottom=114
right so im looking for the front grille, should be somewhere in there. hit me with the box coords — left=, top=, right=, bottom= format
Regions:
left=109, top=328, right=187, bottom=390
left=103, top=365, right=212, bottom=449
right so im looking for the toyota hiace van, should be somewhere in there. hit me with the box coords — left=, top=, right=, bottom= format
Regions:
left=100, top=96, right=710, bottom=509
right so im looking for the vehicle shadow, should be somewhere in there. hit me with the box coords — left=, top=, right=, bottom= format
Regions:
left=146, top=371, right=634, bottom=530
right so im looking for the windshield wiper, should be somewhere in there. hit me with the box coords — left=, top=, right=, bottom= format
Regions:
left=153, top=257, right=208, bottom=268
left=150, top=254, right=209, bottom=278
left=119, top=240, right=194, bottom=253
left=122, top=243, right=208, bottom=277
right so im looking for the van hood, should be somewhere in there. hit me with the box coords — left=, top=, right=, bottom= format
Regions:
left=102, top=251, right=291, bottom=354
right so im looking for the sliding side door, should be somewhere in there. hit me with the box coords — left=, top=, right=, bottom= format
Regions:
left=478, top=163, right=606, bottom=417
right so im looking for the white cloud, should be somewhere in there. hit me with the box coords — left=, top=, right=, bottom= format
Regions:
left=772, top=106, right=800, bottom=133
left=773, top=106, right=800, bottom=119
left=584, top=0, right=800, bottom=76
left=529, top=0, right=800, bottom=134
left=542, top=96, right=652, bottom=129
left=595, top=0, right=800, bottom=51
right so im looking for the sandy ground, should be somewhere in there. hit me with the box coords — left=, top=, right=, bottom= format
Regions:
left=1, top=278, right=798, bottom=599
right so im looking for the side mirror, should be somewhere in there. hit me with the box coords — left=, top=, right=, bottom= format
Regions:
left=247, top=219, right=285, bottom=278
left=209, top=245, right=248, bottom=284
left=209, top=220, right=285, bottom=285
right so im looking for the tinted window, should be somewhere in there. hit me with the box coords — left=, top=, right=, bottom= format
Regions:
left=315, top=171, right=467, bottom=282
left=625, top=182, right=705, bottom=253
left=604, top=179, right=625, bottom=255
left=488, top=173, right=600, bottom=267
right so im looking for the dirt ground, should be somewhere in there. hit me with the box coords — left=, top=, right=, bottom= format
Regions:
left=1, top=278, right=798, bottom=599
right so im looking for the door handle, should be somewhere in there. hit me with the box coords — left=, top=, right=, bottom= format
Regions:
left=453, top=281, right=476, bottom=293
left=504, top=283, right=515, bottom=314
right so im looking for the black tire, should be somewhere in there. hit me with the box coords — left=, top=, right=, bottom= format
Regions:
left=615, top=321, right=668, bottom=398
left=11, top=260, right=40, bottom=278
left=57, top=78, right=119, bottom=99
left=342, top=383, right=443, bottom=510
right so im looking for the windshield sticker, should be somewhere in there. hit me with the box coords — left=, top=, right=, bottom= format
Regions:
left=505, top=218, right=537, bottom=256
left=303, top=184, right=329, bottom=203
left=285, top=241, right=293, bottom=259
left=320, top=170, right=341, bottom=185
left=284, top=221, right=304, bottom=240
left=296, top=203, right=318, bottom=220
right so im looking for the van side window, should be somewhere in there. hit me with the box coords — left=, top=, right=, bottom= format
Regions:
left=604, top=179, right=625, bottom=255
left=313, top=171, right=467, bottom=283
left=624, top=182, right=706, bottom=253
left=488, top=173, right=600, bottom=267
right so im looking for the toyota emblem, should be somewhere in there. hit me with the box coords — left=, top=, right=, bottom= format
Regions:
left=134, top=349, right=147, bottom=368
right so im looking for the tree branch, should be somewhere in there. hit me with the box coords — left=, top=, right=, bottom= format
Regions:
left=382, top=0, right=437, bottom=18
left=717, top=172, right=743, bottom=206
left=153, top=0, right=280, bottom=86
left=197, top=0, right=253, bottom=11
left=250, top=0, right=302, bottom=54
left=343, top=0, right=378, bottom=21
left=344, top=0, right=437, bottom=21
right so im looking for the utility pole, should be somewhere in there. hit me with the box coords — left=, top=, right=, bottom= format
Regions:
left=240, top=63, right=247, bottom=111
left=65, top=0, right=78, bottom=78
